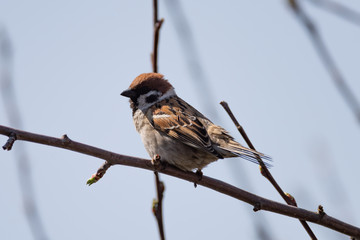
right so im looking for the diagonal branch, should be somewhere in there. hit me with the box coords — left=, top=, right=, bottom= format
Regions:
left=288, top=0, right=360, bottom=124
left=220, top=101, right=317, bottom=239
left=306, top=0, right=360, bottom=27
left=1, top=124, right=360, bottom=238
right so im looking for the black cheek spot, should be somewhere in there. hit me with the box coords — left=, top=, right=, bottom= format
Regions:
left=146, top=94, right=159, bottom=103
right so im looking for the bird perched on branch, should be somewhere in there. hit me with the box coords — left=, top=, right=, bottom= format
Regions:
left=121, top=73, right=270, bottom=172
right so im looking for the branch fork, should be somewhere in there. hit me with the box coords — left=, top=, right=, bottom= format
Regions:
left=2, top=132, right=16, bottom=150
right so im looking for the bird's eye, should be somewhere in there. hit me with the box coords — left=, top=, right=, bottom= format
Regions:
left=137, top=86, right=151, bottom=95
left=145, top=94, right=159, bottom=103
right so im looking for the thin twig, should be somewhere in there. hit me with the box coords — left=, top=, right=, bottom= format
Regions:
left=151, top=1, right=165, bottom=239
left=151, top=0, right=164, bottom=74
left=0, top=28, right=49, bottom=240
left=288, top=0, right=360, bottom=124
left=306, top=0, right=360, bottom=27
left=164, top=0, right=219, bottom=120
left=86, top=161, right=112, bottom=186
left=2, top=132, right=16, bottom=150
left=220, top=101, right=317, bottom=240
left=153, top=171, right=165, bottom=240
left=0, top=124, right=359, bottom=238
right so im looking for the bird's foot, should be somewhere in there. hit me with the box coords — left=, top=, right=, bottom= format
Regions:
left=151, top=154, right=167, bottom=171
left=151, top=154, right=161, bottom=166
left=193, top=169, right=203, bottom=188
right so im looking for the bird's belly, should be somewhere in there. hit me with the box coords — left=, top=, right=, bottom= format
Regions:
left=134, top=111, right=217, bottom=171
left=144, top=132, right=217, bottom=171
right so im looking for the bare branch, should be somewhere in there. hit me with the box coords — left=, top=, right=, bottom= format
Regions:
left=0, top=27, right=49, bottom=240
left=2, top=132, right=16, bottom=150
left=151, top=0, right=164, bottom=74
left=288, top=0, right=360, bottom=124
left=306, top=0, right=360, bottom=27
left=220, top=101, right=317, bottom=239
left=86, top=161, right=112, bottom=186
left=150, top=0, right=166, bottom=239
left=153, top=171, right=165, bottom=240
left=1, top=124, right=360, bottom=238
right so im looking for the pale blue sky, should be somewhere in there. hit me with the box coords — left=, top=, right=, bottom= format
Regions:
left=1, top=1, right=360, bottom=239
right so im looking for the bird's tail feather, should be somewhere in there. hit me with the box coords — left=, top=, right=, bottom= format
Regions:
left=219, top=143, right=272, bottom=167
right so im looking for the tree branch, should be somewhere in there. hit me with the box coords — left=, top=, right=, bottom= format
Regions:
left=152, top=171, right=165, bottom=240
left=1, top=124, right=359, bottom=238
left=0, top=27, right=49, bottom=240
left=150, top=0, right=165, bottom=239
left=306, top=0, right=360, bottom=27
left=220, top=101, right=317, bottom=239
left=151, top=0, right=164, bottom=74
left=288, top=0, right=360, bottom=124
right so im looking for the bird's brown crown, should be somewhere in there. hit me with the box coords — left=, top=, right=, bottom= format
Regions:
left=129, top=73, right=173, bottom=94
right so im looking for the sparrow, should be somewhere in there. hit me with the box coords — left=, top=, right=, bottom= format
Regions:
left=121, top=73, right=270, bottom=172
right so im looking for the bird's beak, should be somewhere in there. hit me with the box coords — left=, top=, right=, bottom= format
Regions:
left=121, top=89, right=137, bottom=99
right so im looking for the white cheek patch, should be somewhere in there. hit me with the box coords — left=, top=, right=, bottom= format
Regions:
left=137, top=90, right=161, bottom=111
left=137, top=88, right=177, bottom=111
left=158, top=88, right=176, bottom=101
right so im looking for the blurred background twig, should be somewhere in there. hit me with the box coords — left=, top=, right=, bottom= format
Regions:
left=164, top=0, right=218, bottom=120
left=306, top=0, right=360, bottom=27
left=289, top=0, right=360, bottom=124
left=0, top=27, right=49, bottom=240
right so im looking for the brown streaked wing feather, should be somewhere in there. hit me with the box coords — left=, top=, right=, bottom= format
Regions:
left=149, top=99, right=223, bottom=158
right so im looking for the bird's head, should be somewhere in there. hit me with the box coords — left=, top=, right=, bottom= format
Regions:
left=121, top=73, right=176, bottom=111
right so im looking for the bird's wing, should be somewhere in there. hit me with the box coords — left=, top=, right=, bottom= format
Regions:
left=147, top=98, right=223, bottom=158
left=206, top=124, right=272, bottom=166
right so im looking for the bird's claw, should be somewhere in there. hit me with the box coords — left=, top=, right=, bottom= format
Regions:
left=193, top=169, right=203, bottom=188
left=151, top=154, right=167, bottom=170
left=151, top=154, right=161, bottom=166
